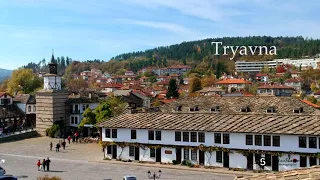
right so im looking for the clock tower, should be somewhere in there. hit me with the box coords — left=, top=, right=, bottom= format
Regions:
left=35, top=52, right=69, bottom=136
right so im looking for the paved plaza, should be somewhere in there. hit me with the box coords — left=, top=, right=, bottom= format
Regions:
left=0, top=137, right=236, bottom=180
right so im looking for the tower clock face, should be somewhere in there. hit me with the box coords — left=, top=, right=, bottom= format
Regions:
left=49, top=64, right=57, bottom=74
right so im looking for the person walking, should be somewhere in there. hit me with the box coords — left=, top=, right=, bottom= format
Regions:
left=42, top=159, right=46, bottom=171
left=67, top=136, right=71, bottom=144
left=62, top=140, right=66, bottom=150
left=56, top=143, right=60, bottom=152
left=72, top=135, right=75, bottom=144
left=50, top=142, right=53, bottom=151
left=37, top=160, right=41, bottom=171
left=45, top=157, right=51, bottom=171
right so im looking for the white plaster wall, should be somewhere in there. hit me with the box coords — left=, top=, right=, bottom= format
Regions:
left=161, top=147, right=175, bottom=163
left=140, top=148, right=156, bottom=162
left=102, top=129, right=320, bottom=154
left=204, top=151, right=223, bottom=167
left=229, top=152, right=247, bottom=169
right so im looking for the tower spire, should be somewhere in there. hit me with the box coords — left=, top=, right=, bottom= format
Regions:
left=51, top=49, right=55, bottom=63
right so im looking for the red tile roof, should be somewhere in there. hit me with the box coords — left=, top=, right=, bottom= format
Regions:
left=302, top=99, right=320, bottom=109
left=315, top=90, right=320, bottom=95
left=285, top=77, right=304, bottom=83
left=216, top=79, right=252, bottom=84
left=101, top=83, right=123, bottom=88
left=256, top=73, right=269, bottom=77
left=0, top=92, right=12, bottom=97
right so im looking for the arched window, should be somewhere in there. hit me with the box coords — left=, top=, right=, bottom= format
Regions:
left=28, top=106, right=31, bottom=112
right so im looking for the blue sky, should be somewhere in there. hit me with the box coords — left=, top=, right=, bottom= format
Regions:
left=0, top=0, right=319, bottom=70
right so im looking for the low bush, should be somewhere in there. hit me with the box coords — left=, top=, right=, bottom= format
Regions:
left=172, top=160, right=179, bottom=165
left=186, top=160, right=194, bottom=167
left=37, top=174, right=62, bottom=180
left=181, top=160, right=187, bottom=166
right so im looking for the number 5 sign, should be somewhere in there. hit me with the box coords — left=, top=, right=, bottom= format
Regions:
left=260, top=157, right=266, bottom=166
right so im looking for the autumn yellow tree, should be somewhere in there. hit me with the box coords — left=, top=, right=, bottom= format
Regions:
left=66, top=79, right=88, bottom=92
left=201, top=75, right=216, bottom=87
left=7, top=68, right=42, bottom=94
left=189, top=77, right=202, bottom=93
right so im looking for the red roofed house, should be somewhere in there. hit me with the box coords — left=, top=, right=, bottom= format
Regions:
left=101, top=83, right=124, bottom=93
left=255, top=73, right=269, bottom=82
left=301, top=99, right=320, bottom=109
left=284, top=77, right=304, bottom=91
left=257, top=84, right=294, bottom=96
left=216, top=78, right=251, bottom=91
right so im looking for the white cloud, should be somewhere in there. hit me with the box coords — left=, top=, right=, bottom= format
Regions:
left=118, top=19, right=196, bottom=35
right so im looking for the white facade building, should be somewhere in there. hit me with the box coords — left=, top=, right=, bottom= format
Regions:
left=98, top=96, right=320, bottom=172
left=235, top=58, right=320, bottom=73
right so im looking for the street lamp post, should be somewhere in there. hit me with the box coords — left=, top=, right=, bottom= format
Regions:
left=147, top=170, right=162, bottom=180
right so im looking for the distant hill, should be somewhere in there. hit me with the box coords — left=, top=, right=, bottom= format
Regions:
left=0, top=68, right=12, bottom=82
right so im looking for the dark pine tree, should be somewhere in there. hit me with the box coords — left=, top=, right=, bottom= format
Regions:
left=166, top=79, right=179, bottom=98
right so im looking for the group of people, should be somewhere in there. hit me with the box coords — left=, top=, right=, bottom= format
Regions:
left=48, top=132, right=79, bottom=152
left=36, top=158, right=51, bottom=171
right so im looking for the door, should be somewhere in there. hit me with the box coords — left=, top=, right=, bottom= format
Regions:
left=272, top=155, right=279, bottom=171
left=223, top=152, right=229, bottom=168
left=156, top=148, right=161, bottom=162
left=199, top=150, right=205, bottom=165
left=176, top=148, right=182, bottom=164
left=112, top=145, right=117, bottom=159
left=134, top=147, right=140, bottom=161
left=247, top=153, right=253, bottom=170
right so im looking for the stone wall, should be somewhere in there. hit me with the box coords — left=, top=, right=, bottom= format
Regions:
left=36, top=91, right=68, bottom=135
left=0, top=131, right=39, bottom=143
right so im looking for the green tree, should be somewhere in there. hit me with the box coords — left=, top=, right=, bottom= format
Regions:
left=283, top=72, right=292, bottom=80
left=189, top=77, right=202, bottom=93
left=166, top=79, right=179, bottom=98
left=7, top=68, right=42, bottom=94
left=78, top=108, right=96, bottom=129
left=95, top=101, right=113, bottom=124
left=95, top=96, right=126, bottom=124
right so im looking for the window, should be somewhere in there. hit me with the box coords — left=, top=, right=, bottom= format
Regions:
left=266, top=107, right=275, bottom=113
left=175, top=131, right=181, bottom=141
left=211, top=106, right=220, bottom=112
left=105, top=129, right=110, bottom=138
left=255, top=135, right=262, bottom=146
left=191, top=149, right=197, bottom=161
left=74, top=117, right=78, bottom=124
left=216, top=151, right=222, bottom=163
left=184, top=149, right=189, bottom=160
left=299, top=136, right=307, bottom=148
left=176, top=106, right=182, bottom=111
left=198, top=132, right=205, bottom=143
left=71, top=117, right=75, bottom=124
left=33, top=106, right=36, bottom=112
left=69, top=105, right=73, bottom=112
left=309, top=137, right=317, bottom=148
left=112, top=129, right=117, bottom=138
left=183, top=132, right=189, bottom=142
left=148, top=130, right=154, bottom=140
left=150, top=148, right=155, bottom=157
left=240, top=106, right=250, bottom=112
left=131, top=130, right=136, bottom=139
left=264, top=135, right=271, bottom=146
left=223, top=134, right=230, bottom=144
left=265, top=154, right=271, bottom=166
left=129, top=146, right=134, bottom=156
left=273, top=136, right=280, bottom=147
left=246, top=135, right=253, bottom=145
left=155, top=131, right=161, bottom=140
left=191, top=132, right=197, bottom=142
left=107, top=146, right=112, bottom=154
left=28, top=106, right=31, bottom=112
left=83, top=104, right=86, bottom=111
left=293, top=107, right=303, bottom=113
left=214, top=133, right=221, bottom=144
left=310, top=157, right=317, bottom=166
left=300, top=156, right=307, bottom=167
left=75, top=105, right=79, bottom=112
